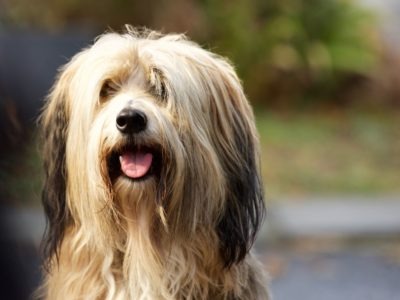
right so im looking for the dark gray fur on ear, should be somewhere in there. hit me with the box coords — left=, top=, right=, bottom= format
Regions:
left=40, top=87, right=72, bottom=271
left=216, top=113, right=265, bottom=268
left=204, top=59, right=266, bottom=268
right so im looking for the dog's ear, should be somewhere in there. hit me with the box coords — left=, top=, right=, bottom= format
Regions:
left=207, top=58, right=266, bottom=268
left=40, top=66, right=74, bottom=270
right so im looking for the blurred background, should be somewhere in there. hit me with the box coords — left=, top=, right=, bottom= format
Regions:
left=0, top=0, right=399, bottom=299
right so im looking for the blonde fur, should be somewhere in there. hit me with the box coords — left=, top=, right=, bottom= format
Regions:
left=39, top=27, right=269, bottom=299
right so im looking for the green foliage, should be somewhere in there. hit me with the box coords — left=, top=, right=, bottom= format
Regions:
left=1, top=0, right=159, bottom=30
left=202, top=0, right=379, bottom=107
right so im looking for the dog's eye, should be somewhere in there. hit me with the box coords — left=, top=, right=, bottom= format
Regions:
left=149, top=68, right=168, bottom=101
left=100, top=80, right=119, bottom=99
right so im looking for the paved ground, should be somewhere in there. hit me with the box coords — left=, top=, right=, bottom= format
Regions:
left=262, top=196, right=400, bottom=239
left=257, top=196, right=400, bottom=299
left=262, top=247, right=400, bottom=300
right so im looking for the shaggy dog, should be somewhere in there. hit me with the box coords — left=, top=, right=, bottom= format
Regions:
left=39, top=27, right=269, bottom=300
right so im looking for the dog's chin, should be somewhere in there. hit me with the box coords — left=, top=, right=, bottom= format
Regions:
left=107, top=142, right=163, bottom=185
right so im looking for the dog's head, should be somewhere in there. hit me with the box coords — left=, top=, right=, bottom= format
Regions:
left=41, top=28, right=265, bottom=269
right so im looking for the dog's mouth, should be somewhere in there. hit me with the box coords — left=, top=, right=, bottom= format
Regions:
left=120, top=150, right=153, bottom=179
left=108, top=145, right=162, bottom=182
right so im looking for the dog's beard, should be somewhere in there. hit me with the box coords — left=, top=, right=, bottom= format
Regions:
left=102, top=132, right=177, bottom=230
left=113, top=172, right=160, bottom=231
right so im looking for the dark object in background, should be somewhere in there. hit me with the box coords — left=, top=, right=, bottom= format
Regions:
left=0, top=207, right=45, bottom=299
left=0, top=238, right=40, bottom=299
left=0, top=30, right=94, bottom=152
left=0, top=29, right=94, bottom=299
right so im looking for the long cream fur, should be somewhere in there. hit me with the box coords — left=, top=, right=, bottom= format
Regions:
left=39, top=27, right=269, bottom=300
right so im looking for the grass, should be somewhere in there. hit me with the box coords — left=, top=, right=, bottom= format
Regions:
left=257, top=110, right=400, bottom=200
left=0, top=110, right=399, bottom=206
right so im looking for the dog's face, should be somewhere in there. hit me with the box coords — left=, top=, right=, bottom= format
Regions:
left=41, top=29, right=264, bottom=269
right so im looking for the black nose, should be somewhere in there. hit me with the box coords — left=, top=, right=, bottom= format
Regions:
left=116, top=108, right=147, bottom=134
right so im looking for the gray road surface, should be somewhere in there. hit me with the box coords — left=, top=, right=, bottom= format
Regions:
left=262, top=248, right=400, bottom=300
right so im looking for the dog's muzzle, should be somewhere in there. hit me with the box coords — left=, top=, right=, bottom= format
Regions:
left=107, top=108, right=162, bottom=181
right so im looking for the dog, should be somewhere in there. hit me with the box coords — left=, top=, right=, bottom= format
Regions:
left=39, top=26, right=269, bottom=300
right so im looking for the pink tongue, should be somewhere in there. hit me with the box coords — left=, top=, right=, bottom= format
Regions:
left=119, top=151, right=153, bottom=179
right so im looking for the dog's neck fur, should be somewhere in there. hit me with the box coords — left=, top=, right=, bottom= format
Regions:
left=43, top=223, right=263, bottom=300
left=42, top=191, right=267, bottom=299
left=42, top=181, right=267, bottom=300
